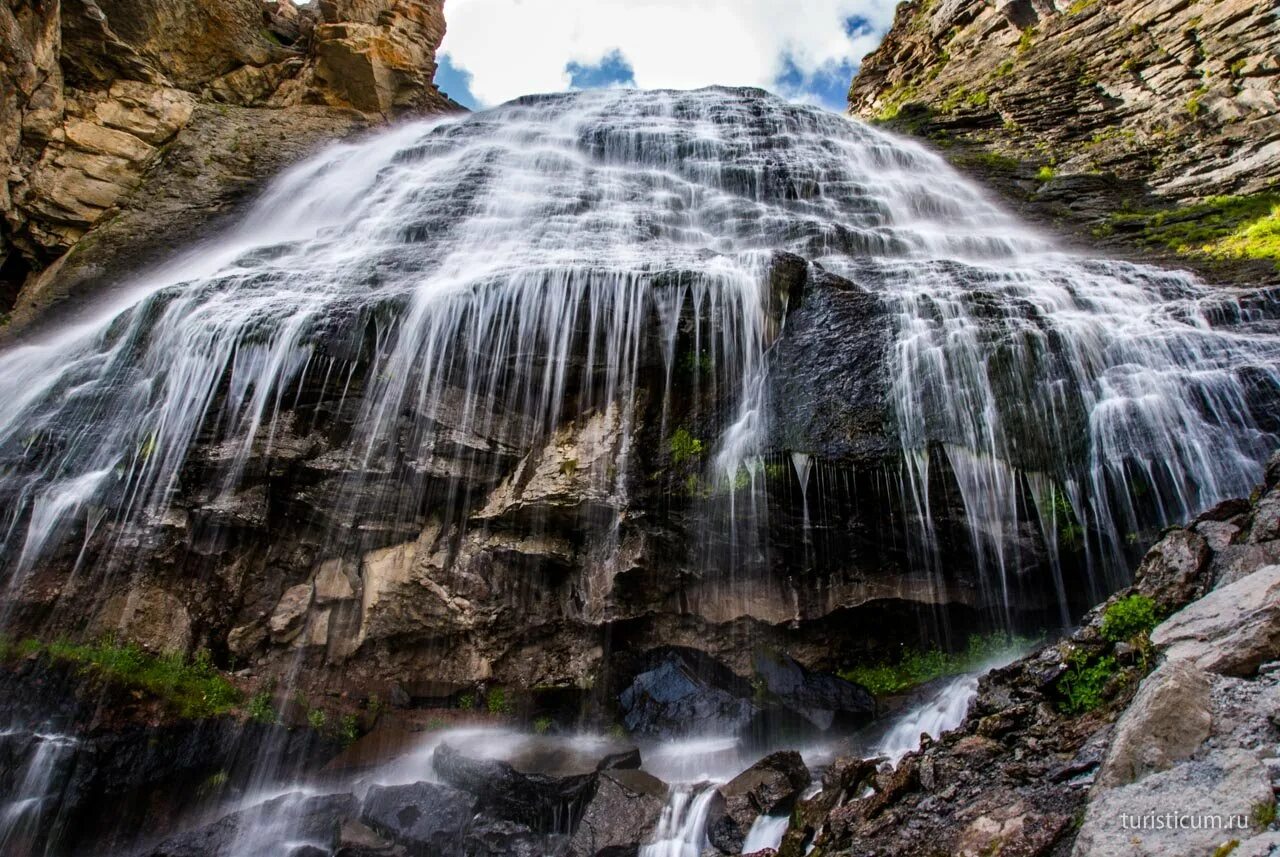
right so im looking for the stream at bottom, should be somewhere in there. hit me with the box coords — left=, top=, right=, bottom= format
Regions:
left=0, top=673, right=986, bottom=856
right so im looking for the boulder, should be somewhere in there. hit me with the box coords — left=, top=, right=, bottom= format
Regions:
left=269, top=583, right=314, bottom=643
left=433, top=741, right=602, bottom=829
left=1095, top=659, right=1212, bottom=789
left=568, top=769, right=668, bottom=857
left=465, top=816, right=569, bottom=857
left=1132, top=528, right=1210, bottom=610
left=143, top=792, right=356, bottom=857
left=1151, top=564, right=1280, bottom=676
left=618, top=649, right=757, bottom=739
left=359, top=781, right=476, bottom=856
left=1073, top=750, right=1272, bottom=857
left=751, top=649, right=874, bottom=731
left=707, top=752, right=811, bottom=854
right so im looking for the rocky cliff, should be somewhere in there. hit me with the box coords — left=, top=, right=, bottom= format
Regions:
left=780, top=454, right=1280, bottom=856
left=0, top=0, right=457, bottom=335
left=849, top=0, right=1280, bottom=282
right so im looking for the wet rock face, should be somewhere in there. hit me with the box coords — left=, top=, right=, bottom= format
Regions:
left=779, top=461, right=1280, bottom=857
left=360, top=782, right=476, bottom=856
left=567, top=769, right=667, bottom=857
left=707, top=751, right=811, bottom=854
left=0, top=0, right=455, bottom=327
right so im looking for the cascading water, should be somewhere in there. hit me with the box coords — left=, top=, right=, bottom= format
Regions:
left=0, top=85, right=1278, bottom=855
left=1, top=87, right=1275, bottom=638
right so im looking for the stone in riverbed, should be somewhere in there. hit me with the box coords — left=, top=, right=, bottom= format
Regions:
left=567, top=768, right=668, bottom=857
left=706, top=751, right=811, bottom=855
left=359, top=781, right=475, bottom=856
left=433, top=739, right=625, bottom=828
left=142, top=792, right=356, bottom=857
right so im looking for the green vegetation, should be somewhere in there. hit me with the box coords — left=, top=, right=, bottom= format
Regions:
left=533, top=716, right=553, bottom=735
left=340, top=714, right=360, bottom=746
left=1096, top=193, right=1280, bottom=269
left=1036, top=165, right=1056, bottom=182
left=0, top=636, right=240, bottom=718
left=953, top=151, right=1020, bottom=172
left=1017, top=28, right=1038, bottom=56
left=1252, top=801, right=1277, bottom=828
left=247, top=691, right=278, bottom=724
left=1186, top=89, right=1205, bottom=117
left=1056, top=650, right=1118, bottom=714
left=1100, top=595, right=1159, bottom=643
left=487, top=687, right=515, bottom=715
left=1040, top=486, right=1085, bottom=550
left=458, top=692, right=475, bottom=711
left=1213, top=841, right=1240, bottom=857
left=307, top=708, right=327, bottom=730
left=840, top=632, right=1034, bottom=697
left=669, top=428, right=705, bottom=465
left=1068, top=0, right=1098, bottom=13
left=995, top=59, right=1015, bottom=77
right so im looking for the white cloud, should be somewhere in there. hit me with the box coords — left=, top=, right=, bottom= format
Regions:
left=439, top=0, right=898, bottom=108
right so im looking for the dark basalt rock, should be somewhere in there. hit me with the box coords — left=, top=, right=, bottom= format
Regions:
left=432, top=741, right=601, bottom=831
left=141, top=792, right=356, bottom=857
left=466, top=816, right=569, bottom=857
left=618, top=648, right=758, bottom=739
left=750, top=649, right=874, bottom=732
left=707, top=752, right=810, bottom=855
left=359, top=781, right=476, bottom=857
left=567, top=769, right=668, bottom=857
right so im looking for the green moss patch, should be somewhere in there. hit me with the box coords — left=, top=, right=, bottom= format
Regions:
left=840, top=632, right=1034, bottom=697
left=1097, top=192, right=1280, bottom=269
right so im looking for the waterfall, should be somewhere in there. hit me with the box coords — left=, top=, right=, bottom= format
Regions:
left=2, top=87, right=1274, bottom=636
left=742, top=812, right=791, bottom=853
left=641, top=785, right=720, bottom=857
left=0, top=732, right=79, bottom=854
left=873, top=675, right=980, bottom=767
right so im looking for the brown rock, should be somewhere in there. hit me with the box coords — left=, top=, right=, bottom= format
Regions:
left=269, top=583, right=313, bottom=643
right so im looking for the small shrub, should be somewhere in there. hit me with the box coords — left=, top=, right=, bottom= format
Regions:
left=1036, top=165, right=1056, bottom=182
left=1252, top=801, right=1277, bottom=828
left=367, top=693, right=384, bottom=717
left=1057, top=651, right=1117, bottom=714
left=307, top=708, right=327, bottom=730
left=487, top=688, right=515, bottom=715
left=670, top=429, right=705, bottom=465
left=246, top=691, right=277, bottom=724
left=1101, top=595, right=1159, bottom=643
left=458, top=693, right=475, bottom=711
left=340, top=715, right=360, bottom=746
left=533, top=716, right=553, bottom=735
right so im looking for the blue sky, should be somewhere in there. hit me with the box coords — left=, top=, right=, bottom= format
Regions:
left=434, top=0, right=897, bottom=112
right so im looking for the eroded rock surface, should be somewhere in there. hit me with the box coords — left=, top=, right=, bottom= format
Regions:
left=1, top=0, right=458, bottom=333
left=848, top=0, right=1280, bottom=282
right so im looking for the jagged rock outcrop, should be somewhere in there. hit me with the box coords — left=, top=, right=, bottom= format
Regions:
left=782, top=453, right=1280, bottom=856
left=848, top=0, right=1280, bottom=280
left=0, top=0, right=457, bottom=333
